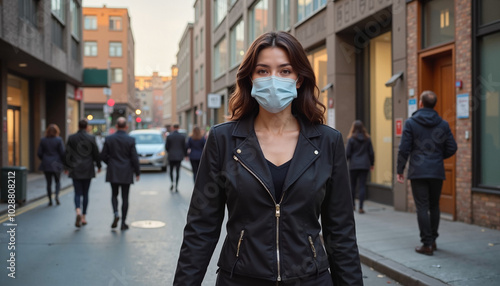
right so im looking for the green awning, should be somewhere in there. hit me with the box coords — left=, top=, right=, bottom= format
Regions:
left=82, top=69, right=110, bottom=87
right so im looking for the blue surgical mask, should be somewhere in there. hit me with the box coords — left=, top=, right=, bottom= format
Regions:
left=251, top=76, right=298, bottom=113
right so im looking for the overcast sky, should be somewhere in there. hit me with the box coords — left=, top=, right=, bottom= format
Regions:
left=83, top=0, right=195, bottom=77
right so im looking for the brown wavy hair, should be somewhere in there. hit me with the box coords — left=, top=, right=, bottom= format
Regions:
left=229, top=31, right=325, bottom=124
left=45, top=124, right=60, bottom=138
left=347, top=120, right=370, bottom=139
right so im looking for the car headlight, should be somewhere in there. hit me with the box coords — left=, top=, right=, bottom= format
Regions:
left=155, top=151, right=166, bottom=157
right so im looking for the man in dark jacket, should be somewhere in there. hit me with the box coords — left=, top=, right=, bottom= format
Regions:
left=165, top=124, right=187, bottom=192
left=65, top=119, right=101, bottom=227
left=397, top=90, right=457, bottom=256
left=101, top=117, right=140, bottom=230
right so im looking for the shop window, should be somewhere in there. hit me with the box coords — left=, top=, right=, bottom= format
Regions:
left=230, top=19, right=244, bottom=68
left=478, top=32, right=500, bottom=187
left=277, top=0, right=290, bottom=31
left=249, top=0, right=268, bottom=42
left=480, top=0, right=500, bottom=26
left=306, top=47, right=328, bottom=121
left=84, top=15, right=97, bottom=30
left=422, top=0, right=455, bottom=48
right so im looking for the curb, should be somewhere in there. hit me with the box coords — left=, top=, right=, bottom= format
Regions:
left=359, top=247, right=449, bottom=286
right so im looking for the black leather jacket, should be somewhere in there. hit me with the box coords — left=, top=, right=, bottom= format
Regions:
left=174, top=115, right=363, bottom=285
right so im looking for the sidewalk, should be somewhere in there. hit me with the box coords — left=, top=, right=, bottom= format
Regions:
left=2, top=163, right=500, bottom=285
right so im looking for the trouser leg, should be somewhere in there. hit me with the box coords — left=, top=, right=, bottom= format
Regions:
left=349, top=170, right=358, bottom=208
left=190, top=159, right=200, bottom=182
left=44, top=172, right=53, bottom=199
left=53, top=172, right=61, bottom=198
left=411, top=179, right=433, bottom=246
left=73, top=179, right=83, bottom=210
left=111, top=183, right=120, bottom=216
left=121, top=184, right=130, bottom=223
left=174, top=162, right=181, bottom=185
left=81, top=179, right=91, bottom=215
left=428, top=179, right=443, bottom=243
left=357, top=170, right=369, bottom=210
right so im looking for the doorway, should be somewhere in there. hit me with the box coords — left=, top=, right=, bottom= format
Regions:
left=419, top=45, right=456, bottom=218
left=7, top=106, right=21, bottom=166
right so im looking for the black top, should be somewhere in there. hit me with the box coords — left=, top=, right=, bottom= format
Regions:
left=267, top=159, right=291, bottom=202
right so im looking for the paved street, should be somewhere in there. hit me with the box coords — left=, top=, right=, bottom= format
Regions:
left=0, top=168, right=397, bottom=285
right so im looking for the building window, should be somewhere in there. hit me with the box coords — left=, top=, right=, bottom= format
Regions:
left=249, top=0, right=268, bottom=42
left=214, top=0, right=227, bottom=27
left=195, top=35, right=199, bottom=58
left=52, top=18, right=64, bottom=49
left=51, top=0, right=65, bottom=23
left=480, top=0, right=500, bottom=26
left=71, top=38, right=80, bottom=62
left=18, top=0, right=38, bottom=27
left=84, top=41, right=97, bottom=56
left=230, top=19, right=244, bottom=67
left=111, top=68, right=123, bottom=83
left=214, top=37, right=227, bottom=78
left=70, top=0, right=80, bottom=39
left=297, top=0, right=326, bottom=23
left=422, top=0, right=455, bottom=48
left=109, top=16, right=122, bottom=31
left=200, top=28, right=204, bottom=52
left=200, top=64, right=204, bottom=90
left=109, top=42, right=122, bottom=57
left=195, top=69, right=199, bottom=92
left=84, top=15, right=97, bottom=30
left=277, top=0, right=290, bottom=31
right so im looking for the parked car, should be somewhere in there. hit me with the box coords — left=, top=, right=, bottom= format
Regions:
left=129, top=129, right=167, bottom=172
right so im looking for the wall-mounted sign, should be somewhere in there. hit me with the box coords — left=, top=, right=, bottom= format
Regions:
left=207, top=93, right=221, bottom=109
left=457, top=93, right=469, bottom=119
left=395, top=118, right=403, bottom=137
left=408, top=98, right=417, bottom=117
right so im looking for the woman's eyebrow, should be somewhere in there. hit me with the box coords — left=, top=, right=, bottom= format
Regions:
left=255, top=63, right=292, bottom=68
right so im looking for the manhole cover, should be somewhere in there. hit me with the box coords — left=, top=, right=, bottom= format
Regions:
left=140, top=191, right=158, bottom=195
left=130, top=220, right=166, bottom=228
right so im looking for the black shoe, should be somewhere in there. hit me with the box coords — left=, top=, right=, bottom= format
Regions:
left=111, top=216, right=120, bottom=228
left=48, top=200, right=53, bottom=206
left=120, top=223, right=129, bottom=230
left=170, top=184, right=174, bottom=191
left=432, top=242, right=437, bottom=251
left=415, top=245, right=433, bottom=256
left=56, top=198, right=60, bottom=205
left=175, top=189, right=179, bottom=193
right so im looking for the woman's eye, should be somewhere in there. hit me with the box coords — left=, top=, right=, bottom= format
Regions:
left=257, top=69, right=268, bottom=74
left=281, top=70, right=291, bottom=75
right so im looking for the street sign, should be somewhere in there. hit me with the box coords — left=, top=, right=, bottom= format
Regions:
left=207, top=93, right=221, bottom=108
left=103, top=87, right=112, bottom=96
left=395, top=118, right=403, bottom=137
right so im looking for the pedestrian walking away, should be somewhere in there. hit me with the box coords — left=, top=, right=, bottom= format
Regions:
left=64, top=119, right=102, bottom=227
left=174, top=31, right=363, bottom=285
left=37, top=124, right=65, bottom=206
left=187, top=126, right=206, bottom=182
left=165, top=124, right=187, bottom=192
left=346, top=120, right=374, bottom=214
left=100, top=117, right=140, bottom=231
left=397, top=90, right=457, bottom=256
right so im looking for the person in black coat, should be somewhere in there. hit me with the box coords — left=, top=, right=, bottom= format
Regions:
left=346, top=120, right=374, bottom=214
left=397, top=91, right=457, bottom=256
left=65, top=119, right=102, bottom=227
left=186, top=126, right=206, bottom=182
left=174, top=31, right=362, bottom=286
left=100, top=117, right=140, bottom=230
left=37, top=124, right=65, bottom=206
left=165, top=124, right=187, bottom=192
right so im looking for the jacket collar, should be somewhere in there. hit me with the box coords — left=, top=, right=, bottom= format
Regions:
left=231, top=113, right=321, bottom=200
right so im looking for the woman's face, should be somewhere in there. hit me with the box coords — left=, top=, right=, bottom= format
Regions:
left=252, top=47, right=301, bottom=88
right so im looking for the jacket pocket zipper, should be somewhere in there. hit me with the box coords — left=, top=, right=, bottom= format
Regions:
left=236, top=229, right=245, bottom=257
left=308, top=235, right=319, bottom=277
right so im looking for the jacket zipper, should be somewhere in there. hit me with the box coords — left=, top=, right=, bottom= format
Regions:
left=308, top=236, right=317, bottom=258
left=236, top=230, right=245, bottom=257
left=233, top=155, right=283, bottom=282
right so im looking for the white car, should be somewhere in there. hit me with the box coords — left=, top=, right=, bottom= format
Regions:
left=129, top=129, right=167, bottom=172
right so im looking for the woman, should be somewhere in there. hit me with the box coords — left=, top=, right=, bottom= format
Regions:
left=174, top=32, right=362, bottom=285
left=37, top=124, right=65, bottom=206
left=187, top=126, right=206, bottom=182
left=346, top=120, right=374, bottom=214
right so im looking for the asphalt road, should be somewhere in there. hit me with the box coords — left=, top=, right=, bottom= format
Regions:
left=0, top=168, right=398, bottom=285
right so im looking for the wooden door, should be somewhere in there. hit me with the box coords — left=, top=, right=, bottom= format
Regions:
left=431, top=54, right=456, bottom=217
